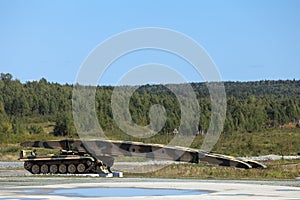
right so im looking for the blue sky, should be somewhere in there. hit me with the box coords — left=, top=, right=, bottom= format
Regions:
left=0, top=0, right=299, bottom=85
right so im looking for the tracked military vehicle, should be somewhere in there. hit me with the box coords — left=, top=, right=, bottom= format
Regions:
left=19, top=150, right=107, bottom=174
left=19, top=140, right=111, bottom=174
left=19, top=139, right=266, bottom=175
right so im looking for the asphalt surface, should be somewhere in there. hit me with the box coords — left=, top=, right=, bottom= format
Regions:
left=0, top=177, right=300, bottom=200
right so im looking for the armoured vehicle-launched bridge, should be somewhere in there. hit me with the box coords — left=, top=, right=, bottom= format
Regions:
left=19, top=139, right=266, bottom=175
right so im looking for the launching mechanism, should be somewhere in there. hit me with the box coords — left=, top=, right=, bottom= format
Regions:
left=19, top=139, right=266, bottom=175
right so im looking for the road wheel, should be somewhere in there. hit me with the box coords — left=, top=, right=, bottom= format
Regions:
left=40, top=164, right=49, bottom=174
left=59, top=164, right=67, bottom=174
left=24, top=162, right=33, bottom=170
left=49, top=164, right=58, bottom=174
left=31, top=164, right=40, bottom=174
left=68, top=164, right=76, bottom=174
left=86, top=160, right=92, bottom=166
left=77, top=163, right=86, bottom=173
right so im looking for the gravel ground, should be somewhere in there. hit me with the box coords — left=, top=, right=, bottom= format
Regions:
left=1, top=153, right=299, bottom=169
left=241, top=155, right=300, bottom=161
left=0, top=161, right=23, bottom=169
left=0, top=161, right=299, bottom=188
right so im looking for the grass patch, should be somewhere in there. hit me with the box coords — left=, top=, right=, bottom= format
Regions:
left=0, top=144, right=21, bottom=161
left=194, top=129, right=300, bottom=156
left=126, top=159, right=300, bottom=180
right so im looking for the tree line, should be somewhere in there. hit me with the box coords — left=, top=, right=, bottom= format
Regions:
left=0, top=73, right=299, bottom=137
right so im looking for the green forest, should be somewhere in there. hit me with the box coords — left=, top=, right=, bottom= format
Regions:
left=0, top=72, right=300, bottom=138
